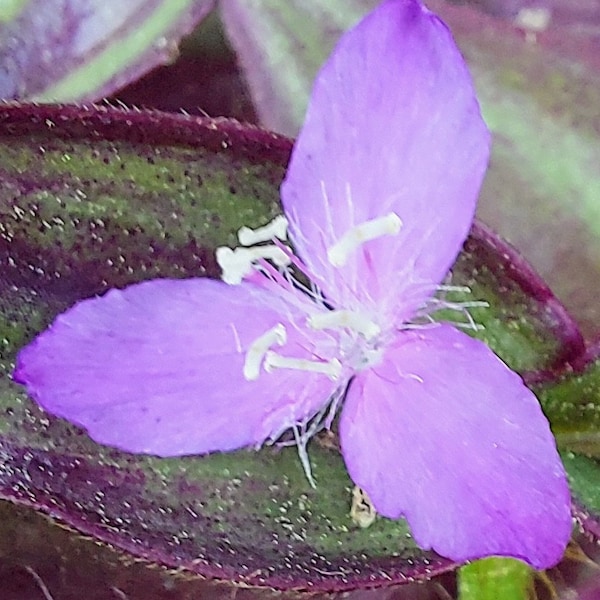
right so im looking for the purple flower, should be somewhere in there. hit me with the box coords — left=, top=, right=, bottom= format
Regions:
left=14, top=0, right=571, bottom=568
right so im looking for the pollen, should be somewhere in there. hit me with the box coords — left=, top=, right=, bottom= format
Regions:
left=238, top=215, right=289, bottom=246
left=216, top=246, right=291, bottom=285
left=243, top=323, right=287, bottom=380
left=327, top=212, right=403, bottom=267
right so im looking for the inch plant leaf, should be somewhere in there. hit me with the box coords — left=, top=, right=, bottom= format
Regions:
left=0, top=103, right=584, bottom=591
left=0, top=503, right=464, bottom=600
left=539, top=346, right=600, bottom=456
left=219, top=0, right=600, bottom=338
left=0, top=0, right=214, bottom=103
left=443, top=221, right=583, bottom=376
left=540, top=343, right=600, bottom=545
left=565, top=453, right=600, bottom=543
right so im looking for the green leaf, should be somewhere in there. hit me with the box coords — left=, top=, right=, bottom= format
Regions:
left=538, top=354, right=600, bottom=455
left=458, top=557, right=533, bottom=600
left=0, top=103, right=444, bottom=592
left=565, top=453, right=600, bottom=516
left=440, top=222, right=583, bottom=374
left=563, top=452, right=600, bottom=544
left=0, top=103, right=582, bottom=590
left=538, top=351, right=600, bottom=543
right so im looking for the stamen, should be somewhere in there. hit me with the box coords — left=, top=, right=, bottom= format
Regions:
left=216, top=246, right=291, bottom=285
left=327, top=212, right=402, bottom=267
left=264, top=352, right=342, bottom=380
left=238, top=215, right=288, bottom=246
left=308, top=310, right=380, bottom=339
left=243, top=324, right=287, bottom=380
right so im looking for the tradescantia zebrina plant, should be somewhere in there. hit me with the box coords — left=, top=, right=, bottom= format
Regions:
left=0, top=99, right=591, bottom=595
left=0, top=0, right=591, bottom=589
left=12, top=0, right=573, bottom=574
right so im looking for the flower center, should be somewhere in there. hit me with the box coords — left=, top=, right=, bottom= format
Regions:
left=218, top=214, right=402, bottom=381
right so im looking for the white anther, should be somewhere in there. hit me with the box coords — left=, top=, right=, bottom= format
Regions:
left=243, top=324, right=287, bottom=380
left=264, top=352, right=342, bottom=380
left=216, top=245, right=291, bottom=285
left=308, top=310, right=380, bottom=339
left=327, top=212, right=402, bottom=267
left=238, top=215, right=288, bottom=246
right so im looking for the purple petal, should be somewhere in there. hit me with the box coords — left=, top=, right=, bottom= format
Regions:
left=15, top=278, right=337, bottom=456
left=339, top=324, right=571, bottom=569
left=281, top=0, right=490, bottom=322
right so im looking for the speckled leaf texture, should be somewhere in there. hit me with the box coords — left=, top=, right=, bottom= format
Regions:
left=0, top=0, right=214, bottom=102
left=0, top=103, right=590, bottom=593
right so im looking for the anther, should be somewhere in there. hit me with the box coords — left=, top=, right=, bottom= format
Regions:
left=238, top=215, right=288, bottom=246
left=264, top=352, right=342, bottom=380
left=243, top=324, right=287, bottom=380
left=327, top=212, right=402, bottom=267
left=216, top=246, right=291, bottom=285
left=308, top=310, right=380, bottom=339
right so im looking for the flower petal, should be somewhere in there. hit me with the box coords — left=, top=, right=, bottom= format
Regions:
left=339, top=324, right=571, bottom=569
left=281, top=0, right=490, bottom=322
left=15, top=278, right=339, bottom=456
